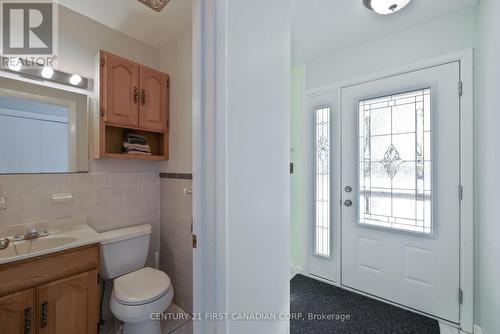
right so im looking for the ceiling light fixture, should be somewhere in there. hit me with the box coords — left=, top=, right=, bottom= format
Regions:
left=363, top=0, right=412, bottom=15
left=137, top=0, right=170, bottom=12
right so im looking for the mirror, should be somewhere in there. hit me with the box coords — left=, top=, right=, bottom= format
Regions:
left=0, top=76, right=89, bottom=174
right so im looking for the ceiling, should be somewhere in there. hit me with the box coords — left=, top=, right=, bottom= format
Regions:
left=59, top=0, right=478, bottom=62
left=292, top=0, right=478, bottom=65
left=58, top=0, right=192, bottom=49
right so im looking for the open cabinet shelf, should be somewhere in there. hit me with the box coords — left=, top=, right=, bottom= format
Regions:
left=102, top=125, right=168, bottom=160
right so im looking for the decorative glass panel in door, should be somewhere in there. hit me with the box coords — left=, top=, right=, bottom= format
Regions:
left=314, top=106, right=331, bottom=257
left=358, top=88, right=432, bottom=234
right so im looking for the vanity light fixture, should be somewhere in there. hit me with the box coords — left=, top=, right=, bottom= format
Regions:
left=363, top=0, right=412, bottom=15
left=69, top=74, right=82, bottom=86
left=137, top=0, right=170, bottom=12
left=1, top=57, right=88, bottom=89
left=41, top=66, right=54, bottom=79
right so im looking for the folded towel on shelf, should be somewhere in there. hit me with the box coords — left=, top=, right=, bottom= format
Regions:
left=123, top=142, right=151, bottom=153
left=122, top=132, right=152, bottom=155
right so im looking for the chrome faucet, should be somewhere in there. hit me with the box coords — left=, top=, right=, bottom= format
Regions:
left=11, top=227, right=48, bottom=242
left=0, top=237, right=9, bottom=250
left=24, top=228, right=42, bottom=240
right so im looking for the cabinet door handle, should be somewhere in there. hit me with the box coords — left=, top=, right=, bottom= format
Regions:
left=133, top=87, right=139, bottom=104
left=141, top=89, right=146, bottom=105
left=24, top=306, right=32, bottom=334
left=40, top=302, right=48, bottom=328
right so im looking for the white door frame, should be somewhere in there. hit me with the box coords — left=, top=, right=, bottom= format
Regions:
left=305, top=49, right=474, bottom=333
left=192, top=1, right=228, bottom=334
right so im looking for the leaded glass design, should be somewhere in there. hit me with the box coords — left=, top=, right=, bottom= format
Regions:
left=359, top=89, right=432, bottom=234
left=315, top=106, right=331, bottom=257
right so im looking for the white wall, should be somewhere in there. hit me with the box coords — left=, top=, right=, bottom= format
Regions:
left=58, top=6, right=159, bottom=81
left=476, top=0, right=500, bottom=332
left=209, top=0, right=291, bottom=333
left=195, top=3, right=292, bottom=331
left=306, top=7, right=477, bottom=89
left=159, top=28, right=193, bottom=173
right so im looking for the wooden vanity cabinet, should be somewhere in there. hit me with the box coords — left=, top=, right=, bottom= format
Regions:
left=95, top=50, right=170, bottom=160
left=38, top=270, right=98, bottom=334
left=0, top=244, right=99, bottom=334
left=0, top=289, right=35, bottom=334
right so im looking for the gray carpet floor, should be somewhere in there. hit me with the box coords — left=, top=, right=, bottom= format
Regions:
left=290, top=274, right=440, bottom=334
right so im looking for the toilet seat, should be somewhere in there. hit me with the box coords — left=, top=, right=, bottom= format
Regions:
left=113, top=267, right=172, bottom=306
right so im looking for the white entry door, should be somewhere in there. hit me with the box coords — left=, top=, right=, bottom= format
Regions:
left=341, top=62, right=461, bottom=323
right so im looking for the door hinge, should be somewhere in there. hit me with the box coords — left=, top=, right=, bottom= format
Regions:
left=192, top=234, right=197, bottom=249
left=459, top=185, right=463, bottom=201
left=97, top=273, right=100, bottom=284
left=459, top=81, right=463, bottom=97
left=100, top=107, right=105, bottom=117
left=458, top=289, right=463, bottom=304
left=290, top=162, right=294, bottom=174
left=100, top=58, right=105, bottom=67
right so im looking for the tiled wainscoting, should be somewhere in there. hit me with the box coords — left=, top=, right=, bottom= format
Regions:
left=0, top=172, right=160, bottom=265
left=160, top=173, right=193, bottom=313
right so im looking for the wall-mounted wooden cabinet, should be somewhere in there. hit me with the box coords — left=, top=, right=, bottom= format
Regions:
left=0, top=244, right=99, bottom=334
left=94, top=50, right=170, bottom=160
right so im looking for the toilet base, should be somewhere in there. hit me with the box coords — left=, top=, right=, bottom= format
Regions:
left=123, top=320, right=161, bottom=334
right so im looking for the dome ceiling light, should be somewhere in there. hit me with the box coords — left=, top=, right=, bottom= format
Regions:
left=137, top=0, right=170, bottom=12
left=363, top=0, right=412, bottom=15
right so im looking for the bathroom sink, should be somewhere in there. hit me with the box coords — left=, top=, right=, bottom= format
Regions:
left=0, top=222, right=100, bottom=264
left=0, top=236, right=77, bottom=258
left=30, top=236, right=78, bottom=252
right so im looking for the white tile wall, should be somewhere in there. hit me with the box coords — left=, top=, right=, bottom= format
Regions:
left=160, top=178, right=193, bottom=313
left=0, top=173, right=160, bottom=261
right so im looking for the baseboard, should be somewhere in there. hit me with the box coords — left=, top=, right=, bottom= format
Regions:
left=290, top=264, right=305, bottom=279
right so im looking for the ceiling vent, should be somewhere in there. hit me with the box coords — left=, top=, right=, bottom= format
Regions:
left=138, top=0, right=170, bottom=12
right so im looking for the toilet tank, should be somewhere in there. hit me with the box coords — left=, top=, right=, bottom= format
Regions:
left=99, top=224, right=152, bottom=280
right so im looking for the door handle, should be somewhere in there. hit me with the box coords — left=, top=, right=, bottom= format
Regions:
left=141, top=89, right=146, bottom=105
left=133, top=87, right=139, bottom=103
left=40, top=302, right=48, bottom=328
left=24, top=306, right=32, bottom=334
left=344, top=200, right=353, bottom=207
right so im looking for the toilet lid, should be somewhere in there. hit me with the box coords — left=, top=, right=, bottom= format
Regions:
left=113, top=267, right=171, bottom=306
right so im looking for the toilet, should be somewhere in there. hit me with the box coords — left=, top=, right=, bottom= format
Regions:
left=99, top=224, right=173, bottom=334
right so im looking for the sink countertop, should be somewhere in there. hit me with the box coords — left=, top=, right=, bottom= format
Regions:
left=0, top=223, right=101, bottom=265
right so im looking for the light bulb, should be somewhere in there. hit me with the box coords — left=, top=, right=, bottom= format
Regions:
left=69, top=74, right=82, bottom=86
left=41, top=67, right=54, bottom=79
left=9, top=62, right=22, bottom=72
